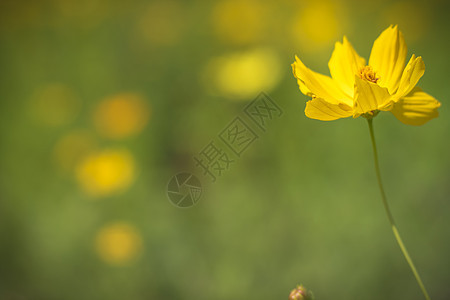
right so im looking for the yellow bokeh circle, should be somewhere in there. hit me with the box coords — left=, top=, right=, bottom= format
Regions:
left=95, top=222, right=143, bottom=265
left=93, top=93, right=150, bottom=139
left=76, top=148, right=135, bottom=198
left=136, top=0, right=184, bottom=46
left=291, top=1, right=346, bottom=51
left=30, top=83, right=81, bottom=127
left=203, top=48, right=282, bottom=100
left=212, top=0, right=268, bottom=44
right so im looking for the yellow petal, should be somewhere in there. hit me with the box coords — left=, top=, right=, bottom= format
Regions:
left=291, top=64, right=313, bottom=97
left=292, top=56, right=353, bottom=106
left=394, top=55, right=425, bottom=100
left=353, top=76, right=391, bottom=115
left=390, top=87, right=441, bottom=126
left=368, top=25, right=407, bottom=94
left=294, top=77, right=313, bottom=97
left=305, top=97, right=352, bottom=121
left=328, top=36, right=366, bottom=97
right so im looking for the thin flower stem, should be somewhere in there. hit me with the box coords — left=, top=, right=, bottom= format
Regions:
left=367, top=118, right=431, bottom=300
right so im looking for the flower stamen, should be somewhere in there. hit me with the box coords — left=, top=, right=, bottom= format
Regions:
left=358, top=66, right=379, bottom=83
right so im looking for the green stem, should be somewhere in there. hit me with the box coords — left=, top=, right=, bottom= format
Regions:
left=367, top=118, right=431, bottom=300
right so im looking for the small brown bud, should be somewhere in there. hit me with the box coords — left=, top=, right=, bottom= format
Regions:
left=289, top=285, right=313, bottom=300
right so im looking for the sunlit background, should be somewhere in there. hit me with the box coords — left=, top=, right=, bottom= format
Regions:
left=0, top=0, right=449, bottom=299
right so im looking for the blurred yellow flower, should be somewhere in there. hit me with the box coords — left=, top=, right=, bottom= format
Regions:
left=95, top=222, right=142, bottom=265
left=76, top=149, right=135, bottom=197
left=93, top=93, right=150, bottom=139
left=29, top=83, right=81, bottom=127
left=212, top=0, right=267, bottom=44
left=204, top=48, right=282, bottom=99
left=291, top=1, right=345, bottom=51
left=53, top=130, right=97, bottom=174
left=292, top=25, right=441, bottom=125
left=51, top=0, right=110, bottom=28
left=136, top=0, right=184, bottom=46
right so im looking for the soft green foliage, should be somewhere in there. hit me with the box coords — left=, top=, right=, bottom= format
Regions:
left=0, top=0, right=449, bottom=299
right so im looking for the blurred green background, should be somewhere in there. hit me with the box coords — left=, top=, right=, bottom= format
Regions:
left=0, top=0, right=449, bottom=299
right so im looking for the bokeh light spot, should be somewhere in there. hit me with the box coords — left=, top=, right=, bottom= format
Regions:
left=203, top=48, right=282, bottom=100
left=29, top=83, right=81, bottom=127
left=76, top=149, right=136, bottom=198
left=95, top=222, right=143, bottom=265
left=136, top=0, right=184, bottom=46
left=291, top=1, right=345, bottom=51
left=93, top=93, right=150, bottom=140
left=212, top=0, right=268, bottom=44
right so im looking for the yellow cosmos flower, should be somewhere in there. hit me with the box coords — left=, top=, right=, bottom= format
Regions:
left=292, top=25, right=441, bottom=125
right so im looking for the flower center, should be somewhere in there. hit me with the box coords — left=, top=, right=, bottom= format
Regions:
left=358, top=66, right=378, bottom=83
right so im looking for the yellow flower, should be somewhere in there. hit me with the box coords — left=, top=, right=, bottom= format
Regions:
left=292, top=25, right=441, bottom=125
